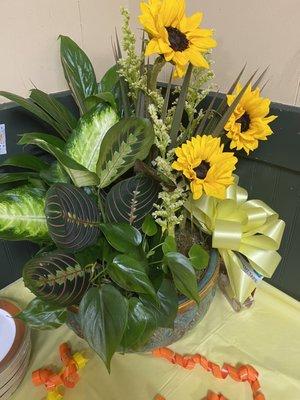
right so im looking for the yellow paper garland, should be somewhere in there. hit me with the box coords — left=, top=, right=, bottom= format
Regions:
left=185, top=178, right=285, bottom=303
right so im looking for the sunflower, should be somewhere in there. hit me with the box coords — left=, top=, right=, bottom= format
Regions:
left=139, top=0, right=216, bottom=77
left=224, top=83, right=277, bottom=154
left=172, top=135, right=237, bottom=200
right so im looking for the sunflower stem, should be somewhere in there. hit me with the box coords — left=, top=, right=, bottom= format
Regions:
left=149, top=57, right=166, bottom=92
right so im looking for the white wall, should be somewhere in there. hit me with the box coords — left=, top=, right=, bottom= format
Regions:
left=0, top=0, right=299, bottom=105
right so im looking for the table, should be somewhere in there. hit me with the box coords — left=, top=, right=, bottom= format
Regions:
left=1, top=279, right=300, bottom=400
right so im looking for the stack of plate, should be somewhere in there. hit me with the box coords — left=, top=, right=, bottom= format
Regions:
left=0, top=299, right=31, bottom=399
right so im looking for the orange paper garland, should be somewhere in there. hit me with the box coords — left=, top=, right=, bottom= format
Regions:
left=153, top=347, right=265, bottom=400
left=32, top=343, right=88, bottom=400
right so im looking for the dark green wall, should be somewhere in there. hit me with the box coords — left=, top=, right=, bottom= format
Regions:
left=0, top=92, right=299, bottom=300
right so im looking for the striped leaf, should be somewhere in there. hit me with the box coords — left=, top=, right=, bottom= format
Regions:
left=23, top=250, right=96, bottom=307
left=97, top=117, right=155, bottom=188
left=105, top=175, right=160, bottom=229
left=45, top=183, right=100, bottom=252
left=65, top=105, right=119, bottom=173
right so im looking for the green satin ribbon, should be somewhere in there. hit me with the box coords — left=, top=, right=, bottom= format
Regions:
left=185, top=179, right=285, bottom=304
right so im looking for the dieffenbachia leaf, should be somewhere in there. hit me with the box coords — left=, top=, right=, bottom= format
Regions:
left=60, top=35, right=98, bottom=115
left=96, top=117, right=155, bottom=188
left=0, top=172, right=40, bottom=184
left=23, top=250, right=96, bottom=307
left=0, top=185, right=49, bottom=242
left=1, top=154, right=49, bottom=172
left=19, top=133, right=99, bottom=187
left=105, top=174, right=160, bottom=230
left=164, top=252, right=199, bottom=304
left=45, top=183, right=101, bottom=252
left=17, top=298, right=67, bottom=330
left=79, top=285, right=128, bottom=371
left=65, top=105, right=119, bottom=173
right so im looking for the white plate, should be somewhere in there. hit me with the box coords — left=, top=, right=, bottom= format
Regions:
left=0, top=309, right=16, bottom=363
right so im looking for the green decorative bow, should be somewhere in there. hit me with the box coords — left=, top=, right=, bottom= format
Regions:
left=185, top=180, right=285, bottom=303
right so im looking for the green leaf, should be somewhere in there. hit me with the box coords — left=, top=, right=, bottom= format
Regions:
left=105, top=175, right=160, bottom=230
left=84, top=93, right=118, bottom=112
left=0, top=172, right=39, bottom=184
left=0, top=185, right=49, bottom=241
left=99, top=64, right=119, bottom=93
left=65, top=105, right=118, bottom=173
left=169, top=63, right=193, bottom=148
left=17, top=298, right=66, bottom=330
left=40, top=162, right=70, bottom=184
left=18, top=132, right=65, bottom=150
left=60, top=35, right=97, bottom=115
left=1, top=154, right=48, bottom=172
left=79, top=285, right=128, bottom=371
left=109, top=254, right=156, bottom=298
left=19, top=134, right=99, bottom=187
left=23, top=250, right=96, bottom=307
left=121, top=297, right=156, bottom=351
left=164, top=252, right=199, bottom=303
left=188, top=244, right=209, bottom=271
left=97, top=117, right=155, bottom=188
left=45, top=183, right=101, bottom=252
left=0, top=92, right=69, bottom=140
left=30, top=89, right=77, bottom=136
left=140, top=278, right=178, bottom=328
left=142, top=215, right=158, bottom=237
left=99, top=222, right=142, bottom=253
left=162, top=236, right=177, bottom=255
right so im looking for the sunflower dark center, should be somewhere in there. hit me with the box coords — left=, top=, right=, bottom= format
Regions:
left=236, top=112, right=251, bottom=132
left=166, top=26, right=189, bottom=52
left=194, top=161, right=210, bottom=179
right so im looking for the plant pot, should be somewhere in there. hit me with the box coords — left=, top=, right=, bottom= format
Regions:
left=67, top=249, right=220, bottom=351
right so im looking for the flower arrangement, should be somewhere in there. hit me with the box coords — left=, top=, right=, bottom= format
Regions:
left=0, top=0, right=285, bottom=370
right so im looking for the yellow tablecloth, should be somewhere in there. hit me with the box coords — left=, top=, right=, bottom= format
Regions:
left=1, top=279, right=300, bottom=400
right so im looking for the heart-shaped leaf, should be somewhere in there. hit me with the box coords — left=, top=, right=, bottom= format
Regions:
left=96, top=117, right=155, bottom=188
left=45, top=184, right=100, bottom=252
left=162, top=236, right=177, bottom=255
left=79, top=285, right=128, bottom=371
left=23, top=250, right=96, bottom=307
left=105, top=175, right=160, bottom=230
left=99, top=223, right=142, bottom=253
left=188, top=244, right=209, bottom=271
left=109, top=254, right=156, bottom=299
left=65, top=105, right=119, bottom=173
left=164, top=252, right=199, bottom=303
left=17, top=298, right=67, bottom=330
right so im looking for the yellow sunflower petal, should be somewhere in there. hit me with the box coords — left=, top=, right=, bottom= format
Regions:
left=145, top=39, right=160, bottom=56
left=160, top=0, right=185, bottom=27
left=183, top=48, right=209, bottom=68
left=179, top=12, right=203, bottom=33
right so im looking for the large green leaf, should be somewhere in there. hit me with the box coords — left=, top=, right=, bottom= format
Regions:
left=18, top=132, right=65, bottom=150
left=23, top=250, right=96, bottom=307
left=105, top=175, right=160, bottom=230
left=19, top=133, right=99, bottom=187
left=140, top=278, right=178, bottom=328
left=0, top=92, right=69, bottom=140
left=79, top=285, right=128, bottom=371
left=45, top=183, right=100, bottom=252
left=40, top=162, right=70, bottom=184
left=109, top=254, right=156, bottom=299
left=121, top=297, right=156, bottom=351
left=99, top=64, right=119, bottom=93
left=0, top=172, right=39, bottom=184
left=30, top=89, right=77, bottom=135
left=65, top=105, right=118, bottom=173
left=17, top=298, right=66, bottom=330
left=1, top=154, right=48, bottom=172
left=99, top=222, right=142, bottom=253
left=96, top=117, right=155, bottom=188
left=165, top=252, right=199, bottom=303
left=60, top=35, right=98, bottom=115
left=0, top=185, right=48, bottom=241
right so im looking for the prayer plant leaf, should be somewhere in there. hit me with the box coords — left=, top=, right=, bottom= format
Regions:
left=65, top=105, right=119, bottom=173
left=79, top=285, right=128, bottom=371
left=19, top=133, right=99, bottom=187
left=96, top=117, right=155, bottom=188
left=60, top=35, right=98, bottom=115
left=164, top=252, right=199, bottom=304
left=23, top=250, right=96, bottom=307
left=0, top=92, right=69, bottom=140
left=1, top=154, right=48, bottom=172
left=105, top=175, right=160, bottom=230
left=109, top=254, right=156, bottom=299
left=0, top=185, right=49, bottom=242
left=45, top=183, right=101, bottom=252
left=17, top=298, right=67, bottom=330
